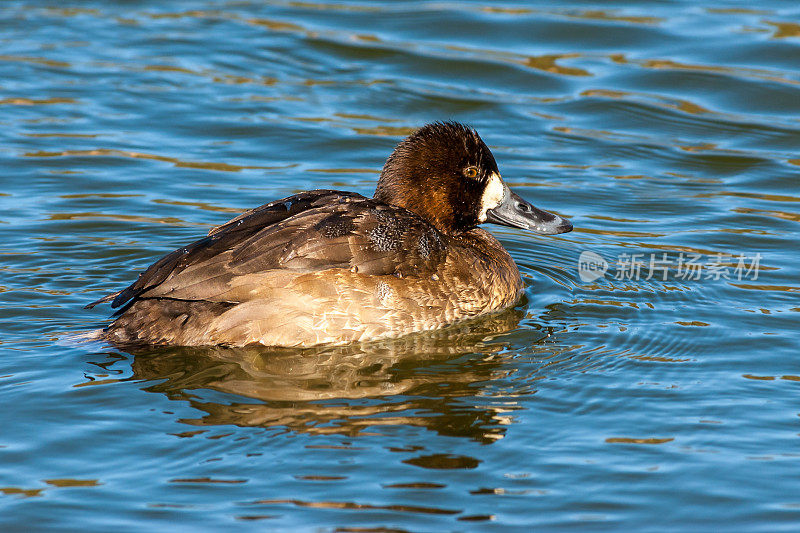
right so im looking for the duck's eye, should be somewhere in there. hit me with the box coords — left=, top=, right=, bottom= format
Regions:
left=463, top=166, right=479, bottom=179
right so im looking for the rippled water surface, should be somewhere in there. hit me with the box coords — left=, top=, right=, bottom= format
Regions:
left=2, top=1, right=800, bottom=530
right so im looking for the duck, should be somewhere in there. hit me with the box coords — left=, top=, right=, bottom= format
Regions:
left=87, top=122, right=572, bottom=347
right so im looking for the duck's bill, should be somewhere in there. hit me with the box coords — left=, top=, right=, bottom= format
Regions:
left=486, top=186, right=572, bottom=235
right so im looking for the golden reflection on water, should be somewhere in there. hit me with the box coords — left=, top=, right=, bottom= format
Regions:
left=24, top=148, right=288, bottom=172
left=286, top=1, right=382, bottom=12
left=695, top=191, right=800, bottom=203
left=605, top=437, right=674, bottom=444
left=0, top=97, right=77, bottom=106
left=581, top=88, right=712, bottom=115
left=150, top=199, right=243, bottom=214
left=587, top=215, right=653, bottom=223
left=478, top=6, right=663, bottom=25
left=609, top=51, right=799, bottom=86
left=562, top=10, right=663, bottom=25
left=170, top=477, right=247, bottom=484
left=101, top=309, right=528, bottom=444
left=247, top=17, right=304, bottom=33
left=733, top=207, right=800, bottom=222
left=574, top=227, right=665, bottom=238
left=0, top=478, right=102, bottom=500
left=523, top=54, right=590, bottom=77
left=352, top=126, right=417, bottom=136
left=0, top=487, right=44, bottom=498
left=334, top=112, right=398, bottom=122
left=730, top=283, right=799, bottom=293
left=142, top=64, right=202, bottom=75
left=641, top=58, right=799, bottom=86
left=41, top=7, right=101, bottom=17
left=306, top=167, right=376, bottom=173
left=0, top=54, right=71, bottom=68
left=47, top=212, right=204, bottom=227
left=765, top=21, right=800, bottom=39
left=706, top=8, right=771, bottom=15
left=480, top=6, right=532, bottom=15
left=552, top=125, right=642, bottom=143
left=253, top=497, right=460, bottom=515
left=44, top=479, right=102, bottom=488
left=23, top=133, right=99, bottom=138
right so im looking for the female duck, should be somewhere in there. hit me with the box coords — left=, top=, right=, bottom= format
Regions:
left=88, top=122, right=572, bottom=347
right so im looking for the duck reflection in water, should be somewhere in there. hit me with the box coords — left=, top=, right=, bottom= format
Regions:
left=115, top=307, right=548, bottom=444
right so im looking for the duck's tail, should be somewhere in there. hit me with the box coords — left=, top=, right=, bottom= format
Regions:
left=84, top=290, right=121, bottom=309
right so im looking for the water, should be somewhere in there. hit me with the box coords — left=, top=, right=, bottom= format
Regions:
left=2, top=1, right=799, bottom=530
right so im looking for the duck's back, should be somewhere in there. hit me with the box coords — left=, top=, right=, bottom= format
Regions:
left=93, top=190, right=522, bottom=347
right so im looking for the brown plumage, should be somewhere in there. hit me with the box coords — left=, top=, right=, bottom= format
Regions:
left=87, top=122, right=572, bottom=347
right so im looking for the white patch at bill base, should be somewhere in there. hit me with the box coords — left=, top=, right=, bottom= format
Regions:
left=479, top=172, right=506, bottom=222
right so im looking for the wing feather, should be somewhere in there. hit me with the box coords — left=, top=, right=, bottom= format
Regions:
left=87, top=190, right=448, bottom=310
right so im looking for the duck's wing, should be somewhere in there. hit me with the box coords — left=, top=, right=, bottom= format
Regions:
left=86, top=190, right=447, bottom=310
left=85, top=190, right=356, bottom=309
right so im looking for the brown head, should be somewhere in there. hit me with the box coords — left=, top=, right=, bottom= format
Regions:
left=373, top=121, right=573, bottom=236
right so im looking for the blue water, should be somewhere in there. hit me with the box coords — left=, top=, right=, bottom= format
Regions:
left=2, top=1, right=800, bottom=530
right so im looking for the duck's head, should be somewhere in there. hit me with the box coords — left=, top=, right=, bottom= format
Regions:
left=374, top=121, right=573, bottom=237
